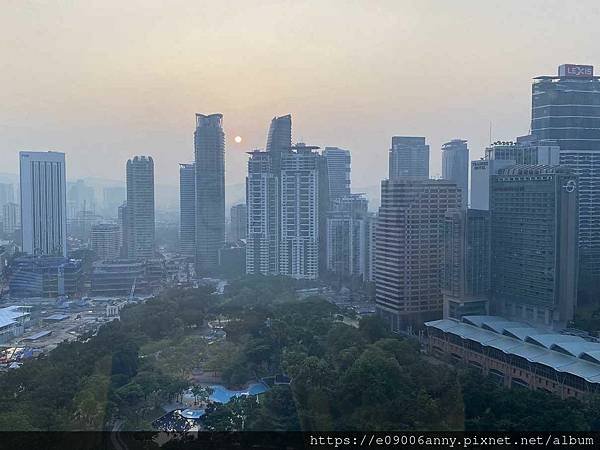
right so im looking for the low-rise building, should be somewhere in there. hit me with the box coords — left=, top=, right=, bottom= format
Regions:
left=0, top=306, right=31, bottom=344
left=9, top=256, right=83, bottom=298
left=426, top=316, right=600, bottom=399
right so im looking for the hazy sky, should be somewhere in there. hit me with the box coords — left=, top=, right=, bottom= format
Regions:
left=2, top=0, right=600, bottom=189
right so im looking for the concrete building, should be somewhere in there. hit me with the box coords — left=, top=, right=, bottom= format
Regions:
left=229, top=203, right=247, bottom=242
left=2, top=202, right=20, bottom=235
left=442, top=208, right=491, bottom=319
left=471, top=136, right=559, bottom=211
left=19, top=151, right=67, bottom=257
left=326, top=194, right=371, bottom=281
left=194, top=113, right=225, bottom=273
left=442, top=139, right=469, bottom=208
left=246, top=151, right=279, bottom=275
left=90, top=259, right=146, bottom=297
left=279, top=144, right=320, bottom=279
left=123, top=156, right=155, bottom=259
left=90, top=223, right=121, bottom=260
left=388, top=136, right=429, bottom=180
left=531, top=64, right=600, bottom=276
left=179, top=163, right=196, bottom=257
left=374, top=179, right=462, bottom=331
left=322, top=147, right=351, bottom=204
left=426, top=316, right=600, bottom=400
left=490, top=165, right=578, bottom=327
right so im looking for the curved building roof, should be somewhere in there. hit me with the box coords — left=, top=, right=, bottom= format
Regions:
left=425, top=315, right=600, bottom=384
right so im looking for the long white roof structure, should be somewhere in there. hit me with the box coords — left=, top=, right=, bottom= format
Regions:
left=425, top=316, right=600, bottom=383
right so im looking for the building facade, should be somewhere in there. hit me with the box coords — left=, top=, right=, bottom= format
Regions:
left=426, top=316, right=600, bottom=400
left=246, top=151, right=279, bottom=275
left=531, top=64, right=600, bottom=276
left=326, top=194, right=371, bottom=280
left=194, top=113, right=225, bottom=273
left=90, top=223, right=121, bottom=260
left=123, top=156, right=155, bottom=259
left=265, top=114, right=292, bottom=175
left=375, top=179, right=461, bottom=330
left=442, top=208, right=491, bottom=319
left=322, top=147, right=351, bottom=204
left=9, top=256, right=82, bottom=298
left=471, top=136, right=560, bottom=211
left=2, top=202, right=20, bottom=235
left=229, top=203, right=247, bottom=242
left=388, top=136, right=430, bottom=180
left=19, top=151, right=67, bottom=257
left=179, top=163, right=196, bottom=257
left=442, top=139, right=469, bottom=208
left=490, top=165, right=578, bottom=327
left=279, top=144, right=320, bottom=279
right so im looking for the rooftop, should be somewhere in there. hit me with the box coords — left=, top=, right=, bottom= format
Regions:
left=426, top=315, right=600, bottom=383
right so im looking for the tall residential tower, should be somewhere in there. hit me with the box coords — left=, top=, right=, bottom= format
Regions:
left=123, top=156, right=155, bottom=259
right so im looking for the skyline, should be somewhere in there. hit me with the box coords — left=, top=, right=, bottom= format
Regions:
left=2, top=1, right=600, bottom=188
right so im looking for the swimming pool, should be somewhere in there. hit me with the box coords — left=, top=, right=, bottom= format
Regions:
left=208, top=382, right=269, bottom=403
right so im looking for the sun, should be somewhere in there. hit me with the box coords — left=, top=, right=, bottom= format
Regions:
left=234, top=136, right=242, bottom=144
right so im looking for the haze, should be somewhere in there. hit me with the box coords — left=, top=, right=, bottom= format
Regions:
left=1, top=0, right=599, bottom=189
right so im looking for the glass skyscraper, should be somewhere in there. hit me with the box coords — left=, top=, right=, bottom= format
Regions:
left=19, top=151, right=67, bottom=257
left=441, top=139, right=469, bottom=208
left=531, top=64, right=600, bottom=275
left=194, top=113, right=225, bottom=273
left=388, top=136, right=430, bottom=180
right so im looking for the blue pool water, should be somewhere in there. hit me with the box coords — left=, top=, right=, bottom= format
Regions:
left=209, top=382, right=269, bottom=403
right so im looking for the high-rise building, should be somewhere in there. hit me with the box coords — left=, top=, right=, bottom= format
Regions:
left=90, top=223, right=121, bottom=260
left=118, top=202, right=128, bottom=257
left=375, top=179, right=461, bottom=331
left=279, top=144, right=320, bottom=279
left=531, top=64, right=600, bottom=276
left=490, top=165, right=578, bottom=327
left=246, top=151, right=279, bottom=275
left=470, top=136, right=559, bottom=210
left=2, top=202, right=20, bottom=235
left=123, top=156, right=155, bottom=259
left=265, top=114, right=292, bottom=175
left=442, top=208, right=490, bottom=319
left=229, top=203, right=247, bottom=242
left=19, top=151, right=67, bottom=257
left=179, top=163, right=196, bottom=257
left=442, top=139, right=469, bottom=208
left=322, top=147, right=351, bottom=204
left=194, top=113, right=225, bottom=273
left=0, top=183, right=14, bottom=208
left=326, top=194, right=372, bottom=281
left=388, top=136, right=429, bottom=180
